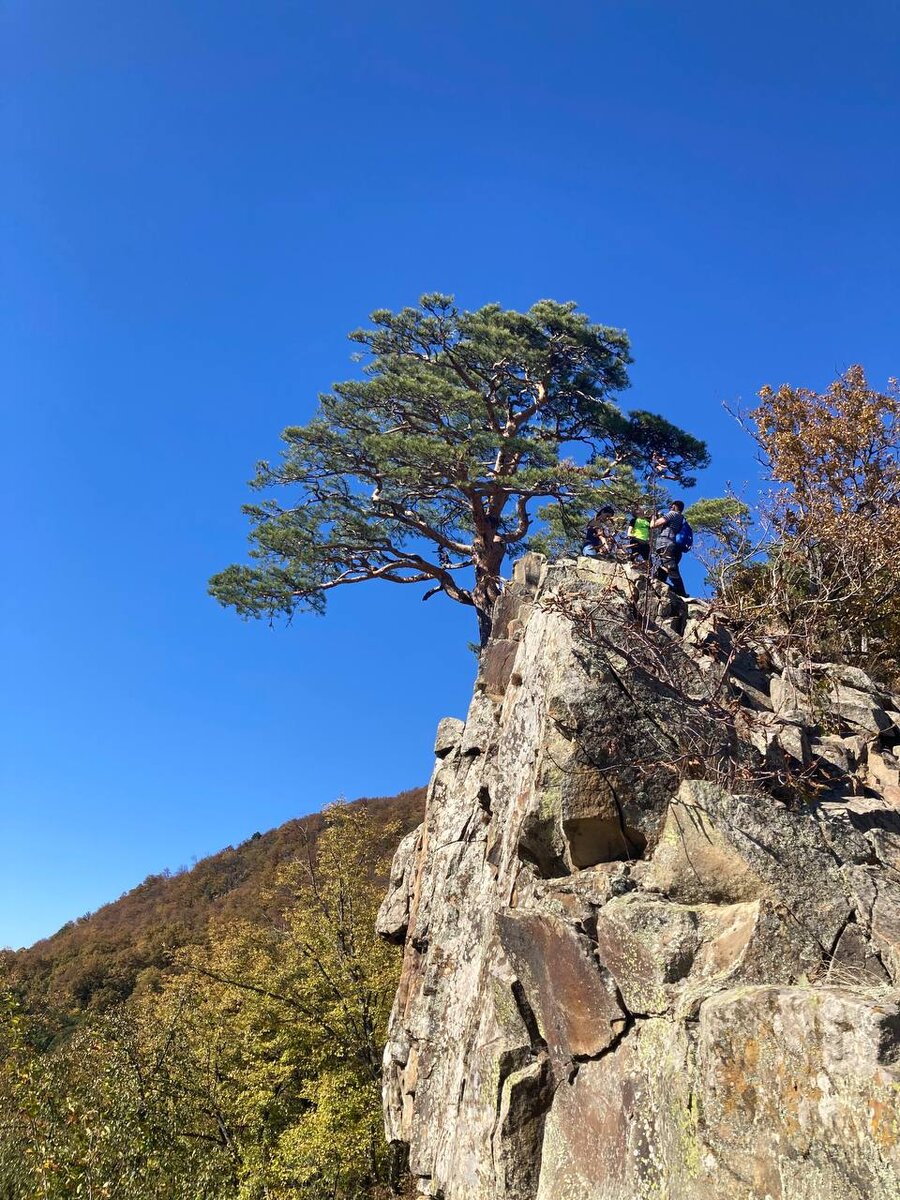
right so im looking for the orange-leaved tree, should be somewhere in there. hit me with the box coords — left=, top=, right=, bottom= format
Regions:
left=739, top=366, right=900, bottom=679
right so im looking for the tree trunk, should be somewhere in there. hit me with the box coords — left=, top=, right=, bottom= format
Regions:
left=472, top=538, right=505, bottom=648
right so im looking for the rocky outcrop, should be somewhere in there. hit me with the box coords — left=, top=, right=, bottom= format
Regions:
left=379, top=554, right=900, bottom=1199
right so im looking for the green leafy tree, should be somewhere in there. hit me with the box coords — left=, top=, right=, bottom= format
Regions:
left=184, top=802, right=402, bottom=1198
left=685, top=495, right=754, bottom=593
left=0, top=986, right=228, bottom=1200
left=0, top=803, right=404, bottom=1200
left=210, top=295, right=711, bottom=643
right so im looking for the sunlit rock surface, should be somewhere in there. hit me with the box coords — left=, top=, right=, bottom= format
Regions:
left=379, top=554, right=900, bottom=1199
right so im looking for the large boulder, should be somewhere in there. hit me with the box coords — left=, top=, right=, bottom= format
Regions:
left=698, top=986, right=900, bottom=1198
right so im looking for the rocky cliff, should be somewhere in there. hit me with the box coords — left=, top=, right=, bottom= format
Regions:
left=378, top=554, right=900, bottom=1200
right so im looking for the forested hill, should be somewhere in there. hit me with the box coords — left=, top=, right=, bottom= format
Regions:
left=2, top=787, right=425, bottom=1019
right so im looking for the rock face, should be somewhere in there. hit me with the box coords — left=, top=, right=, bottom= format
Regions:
left=379, top=555, right=900, bottom=1199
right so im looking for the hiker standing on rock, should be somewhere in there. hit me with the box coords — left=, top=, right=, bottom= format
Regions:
left=651, top=500, right=689, bottom=597
left=626, top=510, right=651, bottom=563
left=582, top=505, right=617, bottom=558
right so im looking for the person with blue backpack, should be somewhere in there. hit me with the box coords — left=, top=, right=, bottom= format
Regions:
left=651, top=500, right=692, bottom=597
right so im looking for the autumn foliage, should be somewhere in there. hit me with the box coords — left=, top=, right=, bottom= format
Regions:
left=717, top=367, right=900, bottom=682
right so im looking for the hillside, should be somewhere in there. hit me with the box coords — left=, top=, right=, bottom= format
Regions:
left=2, top=787, right=425, bottom=1019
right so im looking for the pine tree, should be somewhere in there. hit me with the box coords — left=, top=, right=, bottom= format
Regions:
left=210, top=295, right=710, bottom=644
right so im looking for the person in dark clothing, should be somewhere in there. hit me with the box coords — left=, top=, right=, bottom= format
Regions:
left=651, top=500, right=687, bottom=596
left=582, top=505, right=616, bottom=558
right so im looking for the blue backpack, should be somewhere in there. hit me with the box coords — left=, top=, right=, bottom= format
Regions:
left=674, top=518, right=694, bottom=552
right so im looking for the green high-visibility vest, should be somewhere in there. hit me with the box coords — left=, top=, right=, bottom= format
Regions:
left=631, top=517, right=650, bottom=542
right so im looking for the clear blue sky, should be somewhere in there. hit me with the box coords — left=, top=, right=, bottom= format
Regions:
left=3, top=1, right=898, bottom=948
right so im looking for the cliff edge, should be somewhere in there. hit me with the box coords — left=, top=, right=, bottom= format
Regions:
left=379, top=553, right=900, bottom=1200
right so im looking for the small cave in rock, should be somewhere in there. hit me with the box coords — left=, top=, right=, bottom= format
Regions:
left=563, top=816, right=647, bottom=868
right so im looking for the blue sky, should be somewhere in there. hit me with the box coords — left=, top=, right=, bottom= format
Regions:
left=2, top=0, right=898, bottom=948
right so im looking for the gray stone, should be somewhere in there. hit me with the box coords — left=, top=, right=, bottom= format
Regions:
left=870, top=827, right=900, bottom=872
left=493, top=1058, right=551, bottom=1198
left=496, top=909, right=625, bottom=1072
left=512, top=551, right=546, bottom=590
left=728, top=650, right=772, bottom=696
left=871, top=877, right=900, bottom=984
left=459, top=693, right=499, bottom=757
left=376, top=825, right=422, bottom=942
left=811, top=735, right=850, bottom=772
left=698, top=986, right=900, bottom=1198
left=490, top=581, right=536, bottom=642
left=644, top=781, right=851, bottom=974
left=593, top=892, right=766, bottom=1016
left=728, top=674, right=773, bottom=711
left=844, top=731, right=870, bottom=756
left=827, top=922, right=890, bottom=987
left=820, top=662, right=881, bottom=694
left=869, top=750, right=900, bottom=791
left=820, top=795, right=900, bottom=872
left=478, top=638, right=519, bottom=698
left=770, top=669, right=813, bottom=720
left=775, top=721, right=810, bottom=764
left=433, top=717, right=465, bottom=758
left=826, top=684, right=894, bottom=734
left=575, top=555, right=619, bottom=582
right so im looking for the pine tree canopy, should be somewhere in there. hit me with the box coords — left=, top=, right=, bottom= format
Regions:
left=209, top=294, right=711, bottom=643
